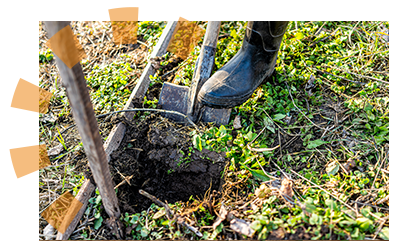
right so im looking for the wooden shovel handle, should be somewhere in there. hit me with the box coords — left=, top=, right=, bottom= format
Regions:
left=203, top=21, right=221, bottom=48
left=186, top=21, right=221, bottom=121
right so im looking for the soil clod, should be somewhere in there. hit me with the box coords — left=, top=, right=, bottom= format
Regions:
left=109, top=114, right=227, bottom=214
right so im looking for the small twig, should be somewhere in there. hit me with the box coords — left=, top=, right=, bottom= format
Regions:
left=288, top=168, right=356, bottom=219
left=320, top=64, right=389, bottom=84
left=350, top=200, right=388, bottom=211
left=246, top=126, right=280, bottom=152
left=310, top=27, right=339, bottom=47
left=256, top=158, right=278, bottom=180
left=375, top=195, right=389, bottom=205
left=314, top=68, right=367, bottom=85
left=270, top=159, right=290, bottom=180
left=372, top=147, right=387, bottom=190
left=284, top=82, right=326, bottom=131
left=247, top=144, right=280, bottom=152
left=372, top=216, right=388, bottom=240
left=139, top=190, right=174, bottom=219
left=114, top=175, right=133, bottom=190
left=260, top=108, right=299, bottom=137
left=177, top=217, right=203, bottom=238
left=314, top=22, right=326, bottom=37
left=139, top=189, right=203, bottom=237
left=136, top=40, right=149, bottom=48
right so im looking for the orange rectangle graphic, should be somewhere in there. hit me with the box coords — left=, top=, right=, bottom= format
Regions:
left=46, top=25, right=87, bottom=69
left=39, top=86, right=52, bottom=114
left=10, top=145, right=38, bottom=178
left=41, top=191, right=83, bottom=234
left=108, top=7, right=138, bottom=21
left=39, top=144, right=51, bottom=170
left=11, top=78, right=38, bottom=112
left=167, top=18, right=205, bottom=59
left=111, top=21, right=138, bottom=45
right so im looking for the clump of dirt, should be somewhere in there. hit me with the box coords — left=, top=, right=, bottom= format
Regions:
left=109, top=113, right=227, bottom=214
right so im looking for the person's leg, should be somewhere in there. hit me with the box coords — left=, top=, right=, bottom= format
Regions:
left=197, top=21, right=289, bottom=109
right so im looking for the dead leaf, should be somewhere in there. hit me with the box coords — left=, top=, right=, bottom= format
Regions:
left=233, top=115, right=242, bottom=130
left=280, top=178, right=294, bottom=199
left=43, top=224, right=56, bottom=240
left=212, top=204, right=228, bottom=230
left=153, top=209, right=166, bottom=219
left=47, top=143, right=64, bottom=156
left=226, top=210, right=239, bottom=222
left=230, top=218, right=255, bottom=237
left=326, top=160, right=340, bottom=176
left=343, top=158, right=356, bottom=172
left=255, top=183, right=269, bottom=199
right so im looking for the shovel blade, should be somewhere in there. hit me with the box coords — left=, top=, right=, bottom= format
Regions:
left=159, top=82, right=231, bottom=125
left=159, top=82, right=189, bottom=123
left=200, top=106, right=231, bottom=125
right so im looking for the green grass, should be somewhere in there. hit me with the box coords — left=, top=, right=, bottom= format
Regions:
left=85, top=61, right=134, bottom=113
left=140, top=21, right=389, bottom=240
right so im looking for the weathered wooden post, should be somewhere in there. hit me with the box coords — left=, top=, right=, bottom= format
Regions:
left=44, top=21, right=122, bottom=237
left=43, top=21, right=178, bottom=240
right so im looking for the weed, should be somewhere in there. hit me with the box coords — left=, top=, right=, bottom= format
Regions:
left=122, top=203, right=178, bottom=240
left=85, top=61, right=134, bottom=113
left=187, top=21, right=388, bottom=240
left=88, top=189, right=105, bottom=230
left=39, top=49, right=54, bottom=63
left=55, top=127, right=67, bottom=150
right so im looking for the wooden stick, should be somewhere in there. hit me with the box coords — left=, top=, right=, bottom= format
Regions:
left=123, top=21, right=178, bottom=120
left=45, top=19, right=120, bottom=232
left=56, top=179, right=95, bottom=240
left=103, top=21, right=179, bottom=159
left=187, top=21, right=221, bottom=121
left=103, top=21, right=179, bottom=158
left=52, top=21, right=178, bottom=240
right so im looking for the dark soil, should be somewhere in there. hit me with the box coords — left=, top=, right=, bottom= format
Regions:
left=108, top=113, right=227, bottom=214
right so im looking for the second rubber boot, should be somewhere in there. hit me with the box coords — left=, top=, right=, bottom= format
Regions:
left=197, top=21, right=289, bottom=109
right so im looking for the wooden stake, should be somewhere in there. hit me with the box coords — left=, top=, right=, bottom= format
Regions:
left=44, top=22, right=120, bottom=221
left=46, top=21, right=178, bottom=240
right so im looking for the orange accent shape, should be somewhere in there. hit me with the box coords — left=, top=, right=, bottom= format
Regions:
left=46, top=25, right=87, bottom=69
left=41, top=191, right=83, bottom=234
left=108, top=7, right=139, bottom=21
left=39, top=144, right=51, bottom=170
left=10, top=144, right=50, bottom=178
left=11, top=78, right=52, bottom=113
left=39, top=85, right=53, bottom=114
left=167, top=17, right=205, bottom=59
left=178, top=16, right=190, bottom=21
left=110, top=21, right=138, bottom=45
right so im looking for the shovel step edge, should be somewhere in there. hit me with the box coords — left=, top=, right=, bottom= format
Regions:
left=159, top=82, right=231, bottom=125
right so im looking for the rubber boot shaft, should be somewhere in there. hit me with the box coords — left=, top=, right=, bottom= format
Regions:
left=198, top=21, right=289, bottom=109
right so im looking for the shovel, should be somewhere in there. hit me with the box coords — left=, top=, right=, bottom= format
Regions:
left=159, top=21, right=231, bottom=125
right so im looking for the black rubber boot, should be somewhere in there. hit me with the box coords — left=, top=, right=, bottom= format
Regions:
left=197, top=21, right=289, bottom=109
